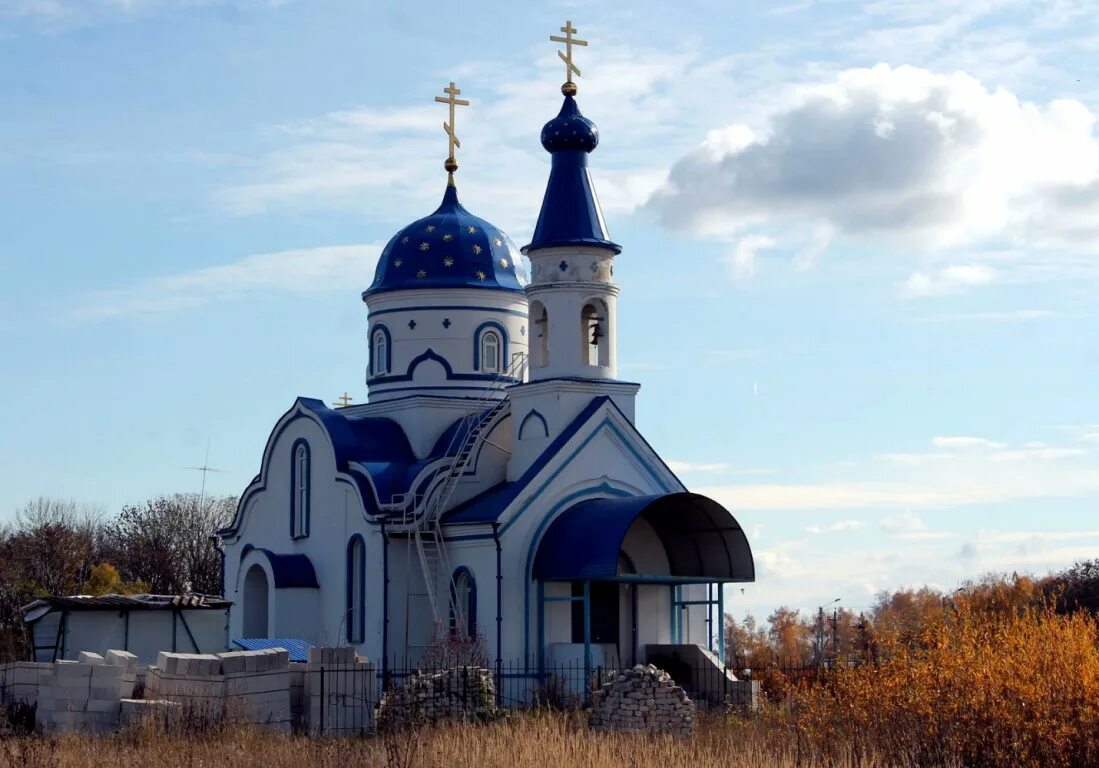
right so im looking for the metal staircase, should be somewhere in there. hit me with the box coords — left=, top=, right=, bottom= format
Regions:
left=405, top=352, right=528, bottom=641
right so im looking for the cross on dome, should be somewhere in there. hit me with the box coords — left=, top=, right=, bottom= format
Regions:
left=550, top=20, right=588, bottom=96
left=434, top=81, right=470, bottom=181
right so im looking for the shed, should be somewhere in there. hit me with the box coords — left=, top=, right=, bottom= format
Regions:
left=21, top=593, right=231, bottom=663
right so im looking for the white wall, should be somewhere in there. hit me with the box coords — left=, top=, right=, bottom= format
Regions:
left=30, top=609, right=228, bottom=664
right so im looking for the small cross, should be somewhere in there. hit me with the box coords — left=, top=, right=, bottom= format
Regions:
left=442, top=318, right=451, bottom=329
left=520, top=325, right=526, bottom=336
left=559, top=260, right=569, bottom=271
left=434, top=81, right=470, bottom=174
left=408, top=319, right=417, bottom=330
left=550, top=20, right=588, bottom=86
left=334, top=392, right=353, bottom=408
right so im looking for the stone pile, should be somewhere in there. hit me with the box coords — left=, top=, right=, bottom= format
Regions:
left=588, top=664, right=694, bottom=736
left=302, top=646, right=377, bottom=736
left=378, top=666, right=497, bottom=730
left=34, top=650, right=139, bottom=734
left=144, top=649, right=292, bottom=731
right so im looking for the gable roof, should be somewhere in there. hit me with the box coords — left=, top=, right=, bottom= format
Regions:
left=443, top=395, right=683, bottom=526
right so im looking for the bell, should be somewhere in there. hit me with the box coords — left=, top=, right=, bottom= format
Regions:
left=590, top=321, right=604, bottom=345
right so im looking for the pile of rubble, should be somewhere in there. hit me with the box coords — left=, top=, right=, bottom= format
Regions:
left=588, top=664, right=694, bottom=736
left=378, top=666, right=497, bottom=730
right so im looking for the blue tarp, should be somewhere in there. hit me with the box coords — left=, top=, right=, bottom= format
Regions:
left=232, top=637, right=314, bottom=663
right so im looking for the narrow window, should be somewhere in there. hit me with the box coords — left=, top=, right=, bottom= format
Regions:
left=531, top=302, right=549, bottom=368
left=373, top=329, right=388, bottom=375
left=481, top=330, right=501, bottom=374
left=292, top=442, right=309, bottom=538
left=450, top=568, right=477, bottom=637
left=346, top=536, right=366, bottom=644
left=581, top=301, right=609, bottom=367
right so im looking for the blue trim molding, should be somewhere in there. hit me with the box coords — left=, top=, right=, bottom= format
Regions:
left=290, top=438, right=310, bottom=539
left=369, top=304, right=527, bottom=320
left=369, top=324, right=393, bottom=377
left=346, top=534, right=366, bottom=644
left=473, top=320, right=509, bottom=372
left=239, top=545, right=319, bottom=589
left=368, top=347, right=521, bottom=387
left=518, top=409, right=549, bottom=440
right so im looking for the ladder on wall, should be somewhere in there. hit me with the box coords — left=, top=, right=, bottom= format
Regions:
left=407, top=352, right=528, bottom=639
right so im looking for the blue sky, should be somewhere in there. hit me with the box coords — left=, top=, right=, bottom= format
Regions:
left=1, top=0, right=1096, bottom=618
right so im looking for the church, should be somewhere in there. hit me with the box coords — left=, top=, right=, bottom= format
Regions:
left=216, top=23, right=754, bottom=687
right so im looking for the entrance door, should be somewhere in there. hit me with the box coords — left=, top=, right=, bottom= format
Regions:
left=571, top=581, right=619, bottom=645
left=242, top=564, right=269, bottom=638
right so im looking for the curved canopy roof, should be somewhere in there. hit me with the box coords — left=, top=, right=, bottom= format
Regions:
left=532, top=493, right=754, bottom=583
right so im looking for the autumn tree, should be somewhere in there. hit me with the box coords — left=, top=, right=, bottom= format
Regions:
left=767, top=606, right=812, bottom=663
left=103, top=494, right=233, bottom=595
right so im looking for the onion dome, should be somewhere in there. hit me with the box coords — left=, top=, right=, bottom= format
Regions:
left=363, top=184, right=528, bottom=300
left=523, top=95, right=621, bottom=255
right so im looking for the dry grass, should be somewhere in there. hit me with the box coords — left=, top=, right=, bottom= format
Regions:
left=0, top=715, right=888, bottom=768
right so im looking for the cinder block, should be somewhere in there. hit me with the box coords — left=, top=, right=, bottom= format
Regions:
left=217, top=651, right=246, bottom=674
left=105, top=650, right=138, bottom=671
left=156, top=652, right=175, bottom=674
left=78, top=651, right=105, bottom=665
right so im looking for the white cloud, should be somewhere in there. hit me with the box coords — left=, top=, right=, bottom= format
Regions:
left=880, top=510, right=929, bottom=534
left=75, top=243, right=381, bottom=319
left=666, top=461, right=732, bottom=474
left=931, top=435, right=1005, bottom=449
left=917, top=309, right=1061, bottom=323
left=723, top=235, right=776, bottom=280
left=805, top=519, right=864, bottom=534
left=646, top=64, right=1099, bottom=287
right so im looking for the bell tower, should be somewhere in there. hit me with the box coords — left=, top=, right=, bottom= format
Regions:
left=506, top=21, right=639, bottom=479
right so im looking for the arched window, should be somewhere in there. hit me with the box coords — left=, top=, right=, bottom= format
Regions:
left=449, top=567, right=477, bottom=637
left=242, top=564, right=269, bottom=638
left=530, top=302, right=549, bottom=368
left=581, top=300, right=609, bottom=367
left=291, top=441, right=310, bottom=539
left=372, top=328, right=389, bottom=376
left=480, top=330, right=501, bottom=374
left=346, top=535, right=366, bottom=644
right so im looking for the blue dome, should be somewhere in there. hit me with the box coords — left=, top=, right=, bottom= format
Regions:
left=523, top=96, right=621, bottom=255
left=540, top=96, right=598, bottom=153
left=363, top=184, right=528, bottom=299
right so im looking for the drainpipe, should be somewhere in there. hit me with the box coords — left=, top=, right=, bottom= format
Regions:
left=381, top=519, right=390, bottom=687
left=492, top=522, right=502, bottom=704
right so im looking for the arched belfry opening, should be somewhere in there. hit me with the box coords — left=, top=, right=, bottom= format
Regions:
left=581, top=299, right=609, bottom=367
left=531, top=301, right=549, bottom=368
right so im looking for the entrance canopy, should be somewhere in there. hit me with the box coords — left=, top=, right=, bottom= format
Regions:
left=532, top=492, right=754, bottom=583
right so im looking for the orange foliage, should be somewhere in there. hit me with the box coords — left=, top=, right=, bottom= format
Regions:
left=778, top=602, right=1099, bottom=768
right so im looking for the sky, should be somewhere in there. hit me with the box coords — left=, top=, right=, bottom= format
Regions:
left=0, top=0, right=1097, bottom=620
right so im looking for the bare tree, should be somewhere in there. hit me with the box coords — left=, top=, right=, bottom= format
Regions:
left=104, top=494, right=233, bottom=595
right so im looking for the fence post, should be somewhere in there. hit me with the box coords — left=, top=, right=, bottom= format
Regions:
left=319, top=664, right=325, bottom=736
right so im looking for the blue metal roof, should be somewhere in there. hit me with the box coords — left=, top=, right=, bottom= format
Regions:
left=363, top=183, right=528, bottom=299
left=240, top=546, right=320, bottom=589
left=532, top=493, right=755, bottom=582
left=523, top=96, right=621, bottom=255
left=232, top=637, right=314, bottom=663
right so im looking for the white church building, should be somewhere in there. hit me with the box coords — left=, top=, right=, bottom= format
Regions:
left=216, top=29, right=754, bottom=688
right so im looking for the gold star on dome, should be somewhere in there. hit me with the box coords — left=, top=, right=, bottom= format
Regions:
left=494, top=238, right=503, bottom=247
left=425, top=225, right=436, bottom=233
left=419, top=242, right=430, bottom=251
left=467, top=226, right=476, bottom=234
left=443, top=256, right=454, bottom=267
left=417, top=269, right=427, bottom=279
left=394, top=258, right=403, bottom=268
left=472, top=244, right=482, bottom=255
left=499, top=258, right=509, bottom=268
left=474, top=270, right=486, bottom=281
left=443, top=233, right=454, bottom=242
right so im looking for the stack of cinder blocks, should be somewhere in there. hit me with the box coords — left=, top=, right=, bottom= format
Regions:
left=144, top=649, right=292, bottom=732
left=34, top=650, right=139, bottom=734
left=302, top=646, right=377, bottom=736
left=0, top=661, right=53, bottom=709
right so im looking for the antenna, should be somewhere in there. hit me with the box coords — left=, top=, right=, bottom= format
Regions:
left=185, top=438, right=223, bottom=512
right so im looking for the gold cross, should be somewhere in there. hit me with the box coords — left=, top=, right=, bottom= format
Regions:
left=550, top=20, right=588, bottom=88
left=334, top=392, right=353, bottom=408
left=434, top=81, right=470, bottom=175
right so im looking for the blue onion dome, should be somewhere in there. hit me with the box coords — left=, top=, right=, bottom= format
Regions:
left=524, top=95, right=620, bottom=255
left=540, top=95, right=598, bottom=153
left=363, top=184, right=528, bottom=299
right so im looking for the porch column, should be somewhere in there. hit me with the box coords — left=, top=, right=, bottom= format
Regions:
left=582, top=580, right=591, bottom=692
